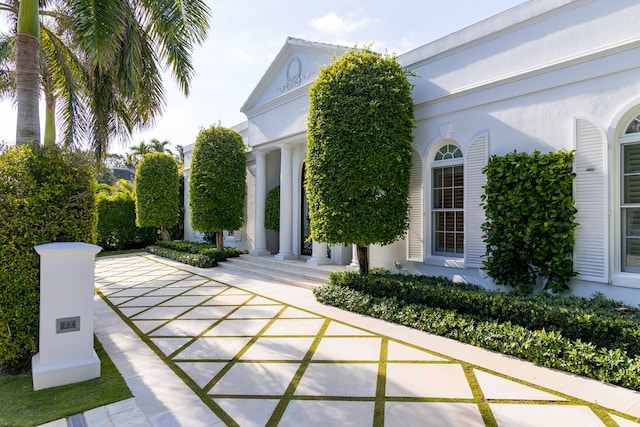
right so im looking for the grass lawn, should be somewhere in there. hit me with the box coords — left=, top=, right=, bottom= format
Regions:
left=0, top=337, right=132, bottom=427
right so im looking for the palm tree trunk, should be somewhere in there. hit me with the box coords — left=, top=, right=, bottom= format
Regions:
left=15, top=0, right=40, bottom=146
left=356, top=245, right=369, bottom=275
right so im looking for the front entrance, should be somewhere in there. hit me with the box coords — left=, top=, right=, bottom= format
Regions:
left=301, top=164, right=312, bottom=256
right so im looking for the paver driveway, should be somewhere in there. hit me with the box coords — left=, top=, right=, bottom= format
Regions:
left=92, top=253, right=640, bottom=426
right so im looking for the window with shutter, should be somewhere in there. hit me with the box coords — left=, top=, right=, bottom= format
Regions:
left=574, top=118, right=608, bottom=282
left=622, top=117, right=640, bottom=273
left=407, top=151, right=424, bottom=261
left=431, top=144, right=464, bottom=258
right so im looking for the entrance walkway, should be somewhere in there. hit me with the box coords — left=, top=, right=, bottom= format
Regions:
left=49, top=253, right=640, bottom=426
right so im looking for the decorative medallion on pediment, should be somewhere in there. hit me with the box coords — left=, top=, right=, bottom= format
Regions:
left=277, top=57, right=314, bottom=94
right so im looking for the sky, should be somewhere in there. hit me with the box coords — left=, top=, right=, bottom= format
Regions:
left=0, top=0, right=527, bottom=155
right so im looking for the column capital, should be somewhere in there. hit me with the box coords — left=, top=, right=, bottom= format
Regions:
left=277, top=142, right=295, bottom=151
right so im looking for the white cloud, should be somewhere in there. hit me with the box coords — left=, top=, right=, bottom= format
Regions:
left=310, top=12, right=376, bottom=38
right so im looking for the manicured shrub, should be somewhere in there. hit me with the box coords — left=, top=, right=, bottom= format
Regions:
left=264, top=185, right=280, bottom=232
left=306, top=47, right=414, bottom=274
left=96, top=181, right=157, bottom=250
left=148, top=240, right=246, bottom=266
left=314, top=282, right=640, bottom=391
left=482, top=150, right=578, bottom=292
left=146, top=246, right=218, bottom=268
left=0, top=145, right=96, bottom=373
left=135, top=153, right=180, bottom=240
left=189, top=125, right=247, bottom=250
left=327, top=271, right=640, bottom=356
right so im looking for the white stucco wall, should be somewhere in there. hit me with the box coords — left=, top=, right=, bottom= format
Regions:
left=183, top=0, right=640, bottom=304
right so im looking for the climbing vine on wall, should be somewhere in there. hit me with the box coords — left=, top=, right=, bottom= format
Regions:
left=481, top=150, right=577, bottom=293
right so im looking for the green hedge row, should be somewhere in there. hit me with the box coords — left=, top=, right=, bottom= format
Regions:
left=147, top=240, right=246, bottom=267
left=146, top=246, right=218, bottom=268
left=328, top=272, right=640, bottom=356
left=314, top=283, right=640, bottom=391
left=97, top=191, right=157, bottom=251
left=0, top=145, right=96, bottom=373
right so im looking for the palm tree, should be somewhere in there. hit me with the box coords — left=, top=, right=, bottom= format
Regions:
left=8, top=0, right=210, bottom=153
left=149, top=138, right=171, bottom=155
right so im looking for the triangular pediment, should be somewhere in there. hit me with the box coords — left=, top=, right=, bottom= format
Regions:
left=241, top=37, right=348, bottom=114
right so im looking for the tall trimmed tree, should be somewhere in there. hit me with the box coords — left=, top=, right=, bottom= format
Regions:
left=306, top=48, right=415, bottom=274
left=189, top=125, right=247, bottom=250
left=135, top=152, right=179, bottom=241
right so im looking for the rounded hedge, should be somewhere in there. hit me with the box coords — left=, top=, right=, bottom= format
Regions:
left=189, top=125, right=247, bottom=233
left=306, top=48, right=414, bottom=247
left=0, top=144, right=97, bottom=373
left=135, top=152, right=180, bottom=240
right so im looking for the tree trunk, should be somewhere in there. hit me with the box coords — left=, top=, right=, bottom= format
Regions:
left=15, top=0, right=41, bottom=146
left=15, top=33, right=40, bottom=146
left=216, top=231, right=224, bottom=251
left=161, top=226, right=171, bottom=241
left=356, top=245, right=369, bottom=275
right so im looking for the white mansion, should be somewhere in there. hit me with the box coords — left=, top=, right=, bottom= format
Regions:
left=184, top=0, right=640, bottom=303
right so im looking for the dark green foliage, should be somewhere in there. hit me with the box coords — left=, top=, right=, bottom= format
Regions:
left=264, top=185, right=280, bottom=232
left=0, top=144, right=97, bottom=373
left=189, top=125, right=247, bottom=234
left=305, top=48, right=415, bottom=249
left=135, top=153, right=180, bottom=239
left=146, top=246, right=218, bottom=268
left=481, top=150, right=578, bottom=292
left=328, top=271, right=640, bottom=355
left=315, top=275, right=640, bottom=390
left=148, top=240, right=246, bottom=267
left=96, top=188, right=157, bottom=251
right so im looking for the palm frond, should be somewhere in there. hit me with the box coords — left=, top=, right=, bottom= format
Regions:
left=138, top=0, right=210, bottom=95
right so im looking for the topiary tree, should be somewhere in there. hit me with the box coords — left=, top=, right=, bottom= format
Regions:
left=264, top=185, right=280, bottom=232
left=0, top=144, right=96, bottom=373
left=306, top=47, right=415, bottom=275
left=135, top=152, right=179, bottom=240
left=189, top=125, right=247, bottom=250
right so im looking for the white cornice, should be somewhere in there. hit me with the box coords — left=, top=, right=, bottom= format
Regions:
left=413, top=36, right=640, bottom=112
left=398, top=0, right=581, bottom=69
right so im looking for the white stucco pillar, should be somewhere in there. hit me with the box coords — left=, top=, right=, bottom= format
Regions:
left=252, top=150, right=270, bottom=256
left=276, top=144, right=295, bottom=260
left=307, top=241, right=331, bottom=266
left=32, top=242, right=102, bottom=390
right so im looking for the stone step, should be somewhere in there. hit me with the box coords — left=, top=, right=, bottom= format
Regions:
left=217, top=255, right=345, bottom=290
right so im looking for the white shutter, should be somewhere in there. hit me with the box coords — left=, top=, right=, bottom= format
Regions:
left=465, top=133, right=488, bottom=268
left=574, top=118, right=608, bottom=282
left=407, top=151, right=424, bottom=261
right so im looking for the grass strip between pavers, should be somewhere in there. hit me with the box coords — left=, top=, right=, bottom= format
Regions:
left=0, top=336, right=132, bottom=427
left=95, top=254, right=640, bottom=426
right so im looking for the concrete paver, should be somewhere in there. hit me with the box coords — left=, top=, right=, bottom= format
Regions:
left=38, top=253, right=640, bottom=426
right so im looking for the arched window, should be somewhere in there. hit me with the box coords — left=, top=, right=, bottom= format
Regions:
left=621, top=115, right=640, bottom=272
left=432, top=143, right=464, bottom=257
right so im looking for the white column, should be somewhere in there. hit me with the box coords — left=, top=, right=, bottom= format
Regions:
left=252, top=150, right=270, bottom=256
left=349, top=244, right=359, bottom=269
left=276, top=144, right=295, bottom=260
left=307, top=241, right=331, bottom=266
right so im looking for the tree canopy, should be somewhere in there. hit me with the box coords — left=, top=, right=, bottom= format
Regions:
left=306, top=47, right=415, bottom=274
left=135, top=152, right=179, bottom=240
left=5, top=0, right=210, bottom=158
left=189, top=125, right=247, bottom=250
